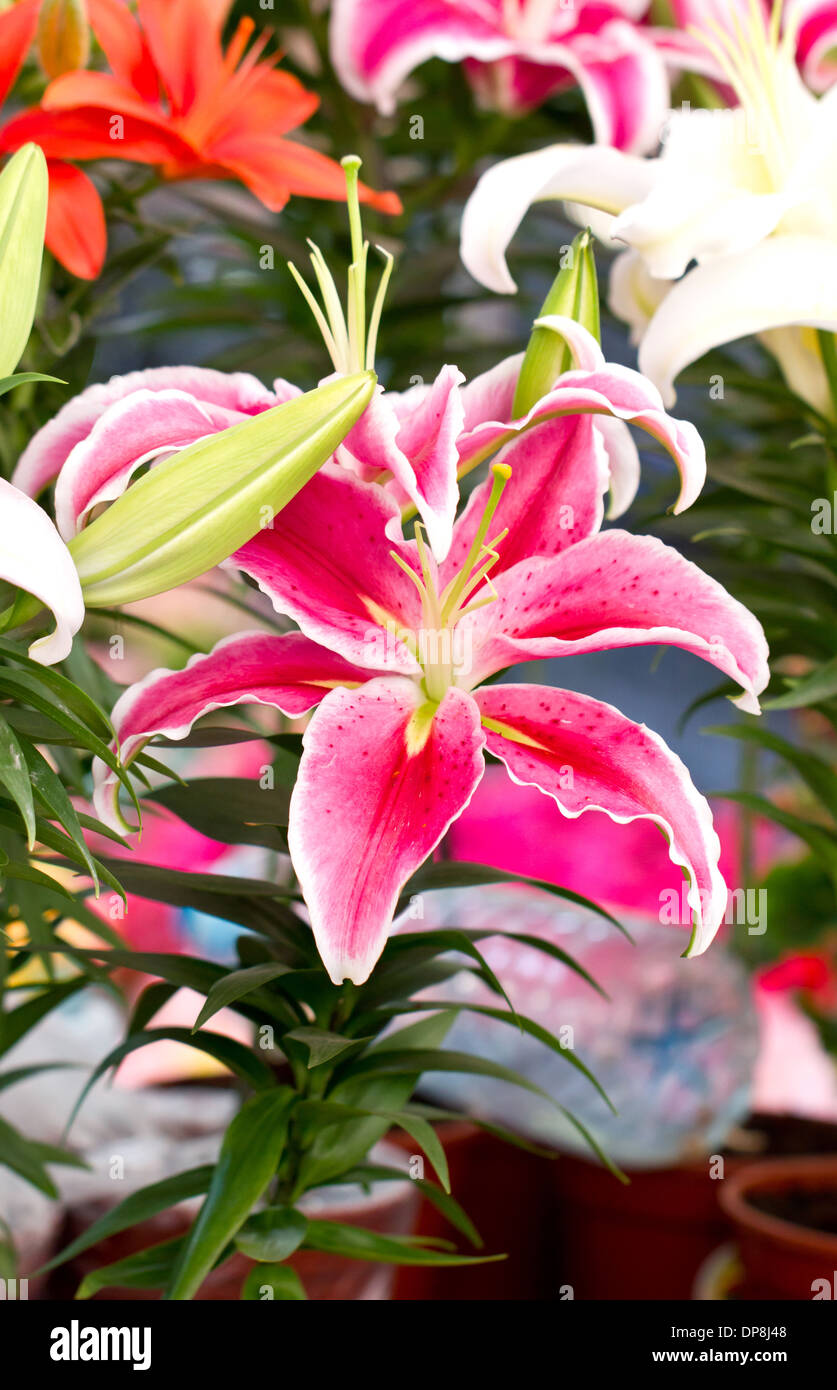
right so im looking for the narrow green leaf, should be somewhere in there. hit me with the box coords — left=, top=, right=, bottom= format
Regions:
left=166, top=1089, right=296, bottom=1300
left=301, top=1220, right=505, bottom=1268
left=0, top=711, right=35, bottom=848
left=35, top=1166, right=215, bottom=1277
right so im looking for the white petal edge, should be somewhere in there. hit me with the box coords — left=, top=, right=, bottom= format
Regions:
left=460, top=143, right=657, bottom=294
left=638, top=235, right=837, bottom=407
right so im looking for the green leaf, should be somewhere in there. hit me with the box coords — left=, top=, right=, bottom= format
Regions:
left=704, top=721, right=837, bottom=823
left=66, top=1027, right=277, bottom=1135
left=21, top=736, right=98, bottom=880
left=192, top=963, right=294, bottom=1032
left=0, top=1114, right=57, bottom=1196
left=76, top=1236, right=186, bottom=1300
left=301, top=1220, right=505, bottom=1268
left=764, top=654, right=837, bottom=710
left=0, top=976, right=86, bottom=1058
left=0, top=372, right=63, bottom=398
left=710, top=790, right=837, bottom=885
left=295, top=1100, right=450, bottom=1192
left=283, top=1026, right=373, bottom=1069
left=35, top=1166, right=215, bottom=1277
left=340, top=1164, right=482, bottom=1248
left=148, top=778, right=290, bottom=849
left=166, top=1088, right=296, bottom=1300
left=397, top=861, right=624, bottom=933
left=235, top=1206, right=308, bottom=1263
left=0, top=711, right=35, bottom=848
left=0, top=1062, right=77, bottom=1093
left=241, top=1263, right=307, bottom=1300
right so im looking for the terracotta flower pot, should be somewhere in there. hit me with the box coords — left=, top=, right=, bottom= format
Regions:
left=550, top=1112, right=837, bottom=1302
left=392, top=1122, right=556, bottom=1300
left=719, top=1156, right=837, bottom=1300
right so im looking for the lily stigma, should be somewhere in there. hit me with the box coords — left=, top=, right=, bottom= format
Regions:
left=289, top=155, right=516, bottom=715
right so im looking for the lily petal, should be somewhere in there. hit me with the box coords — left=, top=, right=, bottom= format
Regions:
left=13, top=365, right=277, bottom=498
left=0, top=0, right=39, bottom=108
left=232, top=468, right=424, bottom=676
left=464, top=530, right=770, bottom=713
left=92, top=630, right=372, bottom=830
left=458, top=325, right=706, bottom=516
left=474, top=682, right=727, bottom=955
left=44, top=159, right=106, bottom=281
left=288, top=677, right=486, bottom=984
left=54, top=388, right=245, bottom=539
left=593, top=414, right=641, bottom=519
left=341, top=366, right=465, bottom=561
left=638, top=235, right=837, bottom=407
left=551, top=19, right=671, bottom=154
left=460, top=143, right=656, bottom=294
left=87, top=0, right=161, bottom=102
left=329, top=0, right=511, bottom=112
left=0, top=477, right=83, bottom=665
left=443, top=412, right=610, bottom=585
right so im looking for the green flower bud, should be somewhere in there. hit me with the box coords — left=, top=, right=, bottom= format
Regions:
left=512, top=228, right=601, bottom=419
left=71, top=370, right=377, bottom=607
left=0, top=145, right=48, bottom=379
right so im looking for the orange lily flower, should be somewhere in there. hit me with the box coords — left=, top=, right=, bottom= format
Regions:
left=0, top=0, right=107, bottom=279
left=0, top=0, right=400, bottom=276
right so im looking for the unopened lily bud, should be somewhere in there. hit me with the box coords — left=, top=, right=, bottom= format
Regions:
left=70, top=370, right=377, bottom=607
left=512, top=227, right=600, bottom=418
left=0, top=144, right=48, bottom=378
left=37, top=0, right=90, bottom=80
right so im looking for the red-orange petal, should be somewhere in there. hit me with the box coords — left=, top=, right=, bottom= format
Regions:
left=0, top=104, right=196, bottom=167
left=45, top=159, right=106, bottom=279
left=0, top=0, right=40, bottom=107
left=86, top=0, right=160, bottom=101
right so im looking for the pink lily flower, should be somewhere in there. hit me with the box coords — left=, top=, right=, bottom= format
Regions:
left=663, top=1, right=837, bottom=94
left=329, top=0, right=673, bottom=153
left=12, top=319, right=706, bottom=559
left=86, top=365, right=768, bottom=985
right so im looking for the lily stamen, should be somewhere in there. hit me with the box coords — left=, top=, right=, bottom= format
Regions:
left=440, top=462, right=512, bottom=623
left=288, top=154, right=395, bottom=375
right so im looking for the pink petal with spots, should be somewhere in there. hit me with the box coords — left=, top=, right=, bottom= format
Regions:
left=232, top=467, right=425, bottom=676
left=442, top=413, right=610, bottom=588
left=93, top=630, right=372, bottom=830
left=288, top=678, right=486, bottom=983
left=13, top=366, right=278, bottom=498
left=464, top=529, right=770, bottom=713
left=474, top=682, right=727, bottom=955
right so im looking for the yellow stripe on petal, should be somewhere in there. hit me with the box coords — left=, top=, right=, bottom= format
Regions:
left=406, top=697, right=439, bottom=755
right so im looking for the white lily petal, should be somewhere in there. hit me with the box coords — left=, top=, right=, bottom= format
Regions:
left=760, top=325, right=833, bottom=415
left=460, top=143, right=657, bottom=294
left=0, top=477, right=84, bottom=664
left=638, top=235, right=837, bottom=407
left=593, top=415, right=641, bottom=519
left=609, top=249, right=672, bottom=346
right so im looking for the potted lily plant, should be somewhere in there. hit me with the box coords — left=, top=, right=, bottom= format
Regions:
left=4, top=153, right=775, bottom=1299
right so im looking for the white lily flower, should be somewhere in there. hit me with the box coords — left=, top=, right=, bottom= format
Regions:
left=460, top=2, right=837, bottom=408
left=0, top=477, right=84, bottom=664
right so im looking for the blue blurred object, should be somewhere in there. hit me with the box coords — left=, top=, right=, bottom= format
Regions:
left=413, top=885, right=759, bottom=1166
